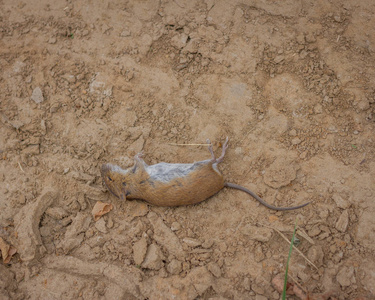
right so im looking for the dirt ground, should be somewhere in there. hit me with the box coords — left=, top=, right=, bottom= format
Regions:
left=1, top=0, right=375, bottom=299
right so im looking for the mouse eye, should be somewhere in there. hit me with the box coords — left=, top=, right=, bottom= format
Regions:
left=107, top=176, right=113, bottom=182
left=122, top=182, right=126, bottom=186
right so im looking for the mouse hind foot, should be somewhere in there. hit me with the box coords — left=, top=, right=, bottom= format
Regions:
left=216, top=137, right=229, bottom=163
left=206, top=137, right=229, bottom=164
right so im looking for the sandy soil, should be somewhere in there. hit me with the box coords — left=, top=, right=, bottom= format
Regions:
left=1, top=0, right=375, bottom=299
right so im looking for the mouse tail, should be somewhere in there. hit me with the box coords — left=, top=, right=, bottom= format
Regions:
left=224, top=182, right=310, bottom=211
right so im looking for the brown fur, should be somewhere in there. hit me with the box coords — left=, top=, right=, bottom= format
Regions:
left=101, top=162, right=224, bottom=207
left=101, top=138, right=310, bottom=211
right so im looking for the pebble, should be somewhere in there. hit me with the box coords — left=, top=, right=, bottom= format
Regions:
left=336, top=266, right=356, bottom=287
left=274, top=55, right=285, bottom=64
left=166, top=259, right=182, bottom=275
left=314, top=103, right=323, bottom=114
left=289, top=129, right=297, bottom=136
left=48, top=36, right=57, bottom=44
left=94, top=218, right=107, bottom=233
left=148, top=212, right=185, bottom=259
left=120, top=30, right=131, bottom=37
left=307, top=245, right=324, bottom=267
left=142, top=243, right=165, bottom=270
left=183, top=237, right=201, bottom=248
left=170, top=221, right=181, bottom=231
left=243, top=277, right=251, bottom=291
left=291, top=137, right=302, bottom=145
left=202, top=239, right=214, bottom=249
left=31, top=87, right=44, bottom=103
left=45, top=207, right=69, bottom=220
left=240, top=225, right=272, bottom=242
left=133, top=237, right=148, bottom=265
left=171, top=33, right=189, bottom=49
left=335, top=210, right=349, bottom=232
left=207, top=262, right=221, bottom=278
left=22, top=144, right=40, bottom=155
left=308, top=226, right=321, bottom=237
left=332, top=194, right=350, bottom=209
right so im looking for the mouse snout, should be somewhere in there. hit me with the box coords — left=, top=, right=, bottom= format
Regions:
left=101, top=163, right=118, bottom=177
left=101, top=163, right=111, bottom=176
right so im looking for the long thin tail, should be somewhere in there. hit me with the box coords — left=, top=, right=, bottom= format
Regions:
left=224, top=182, right=310, bottom=211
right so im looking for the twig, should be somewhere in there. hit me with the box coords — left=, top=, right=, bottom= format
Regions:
left=168, top=143, right=211, bottom=146
left=18, top=162, right=25, bottom=173
left=273, top=227, right=319, bottom=271
left=260, top=223, right=319, bottom=271
left=288, top=273, right=308, bottom=293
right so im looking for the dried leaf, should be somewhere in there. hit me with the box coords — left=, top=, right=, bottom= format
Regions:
left=4, top=246, right=17, bottom=264
left=92, top=201, right=113, bottom=221
left=0, top=237, right=17, bottom=263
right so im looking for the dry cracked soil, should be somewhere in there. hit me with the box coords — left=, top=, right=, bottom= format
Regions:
left=1, top=0, right=375, bottom=299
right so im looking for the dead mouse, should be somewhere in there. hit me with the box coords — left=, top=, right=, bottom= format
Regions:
left=101, top=138, right=310, bottom=211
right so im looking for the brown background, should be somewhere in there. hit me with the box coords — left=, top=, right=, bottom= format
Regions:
left=1, top=0, right=374, bottom=299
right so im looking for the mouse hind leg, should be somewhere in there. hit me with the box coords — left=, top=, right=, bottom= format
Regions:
left=132, top=151, right=148, bottom=173
left=206, top=137, right=229, bottom=164
left=206, top=139, right=216, bottom=162
left=216, top=137, right=229, bottom=163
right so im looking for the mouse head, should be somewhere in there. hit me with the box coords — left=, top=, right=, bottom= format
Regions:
left=101, top=163, right=131, bottom=200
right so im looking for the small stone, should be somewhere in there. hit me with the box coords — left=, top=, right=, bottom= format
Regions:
left=48, top=36, right=57, bottom=44
left=289, top=129, right=297, bottom=136
left=314, top=104, right=323, bottom=114
left=254, top=245, right=265, bottom=262
left=234, top=147, right=242, bottom=155
left=308, top=226, right=321, bottom=237
left=62, top=74, right=76, bottom=83
left=358, top=99, right=370, bottom=111
left=171, top=33, right=189, bottom=49
left=133, top=237, right=148, bottom=265
left=240, top=225, right=272, bottom=242
left=335, top=210, right=349, bottom=232
left=31, top=87, right=44, bottom=103
left=307, top=245, right=324, bottom=267
left=263, top=158, right=297, bottom=189
left=40, top=119, right=47, bottom=135
left=299, top=151, right=308, bottom=159
left=17, top=195, right=26, bottom=205
left=120, top=30, right=131, bottom=37
left=334, top=15, right=342, bottom=22
left=332, top=194, right=350, bottom=209
left=167, top=259, right=182, bottom=275
left=171, top=222, right=181, bottom=231
left=251, top=284, right=265, bottom=295
left=45, top=207, right=69, bottom=220
left=306, top=33, right=316, bottom=43
left=291, top=137, right=302, bottom=145
left=142, top=243, right=165, bottom=270
left=255, top=295, right=268, bottom=300
left=296, top=33, right=305, bottom=44
left=95, top=218, right=107, bottom=233
left=336, top=266, right=356, bottom=287
left=274, top=55, right=285, bottom=64
left=243, top=277, right=251, bottom=291
left=106, top=216, right=114, bottom=228
left=207, top=262, right=221, bottom=278
left=40, top=226, right=51, bottom=237
left=22, top=144, right=40, bottom=155
left=202, top=239, right=214, bottom=249
left=183, top=237, right=201, bottom=248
